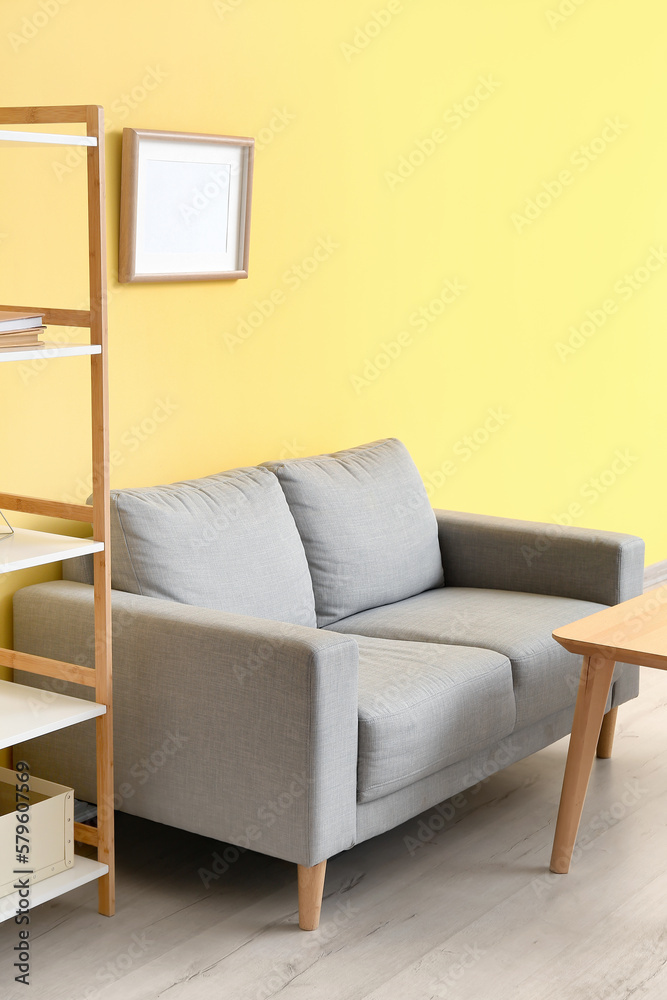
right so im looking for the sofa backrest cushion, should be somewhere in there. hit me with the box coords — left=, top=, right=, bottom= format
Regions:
left=264, top=438, right=444, bottom=626
left=108, top=468, right=317, bottom=626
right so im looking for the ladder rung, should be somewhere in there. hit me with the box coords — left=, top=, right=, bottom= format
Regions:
left=0, top=493, right=93, bottom=522
left=0, top=305, right=91, bottom=327
left=0, top=649, right=95, bottom=688
left=74, top=822, right=99, bottom=846
left=0, top=106, right=90, bottom=126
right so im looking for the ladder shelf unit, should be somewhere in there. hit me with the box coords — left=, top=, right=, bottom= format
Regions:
left=0, top=105, right=114, bottom=920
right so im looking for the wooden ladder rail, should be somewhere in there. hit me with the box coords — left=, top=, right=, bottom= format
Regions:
left=0, top=104, right=114, bottom=917
left=87, top=102, right=114, bottom=918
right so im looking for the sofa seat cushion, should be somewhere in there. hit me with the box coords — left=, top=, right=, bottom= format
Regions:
left=355, top=634, right=515, bottom=803
left=264, top=438, right=444, bottom=627
left=109, top=468, right=317, bottom=626
left=329, top=588, right=608, bottom=729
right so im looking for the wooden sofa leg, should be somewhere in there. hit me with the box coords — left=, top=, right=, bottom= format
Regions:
left=297, top=861, right=327, bottom=931
left=596, top=706, right=619, bottom=759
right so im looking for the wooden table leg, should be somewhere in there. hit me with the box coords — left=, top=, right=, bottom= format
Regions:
left=596, top=705, right=619, bottom=759
left=550, top=654, right=616, bottom=874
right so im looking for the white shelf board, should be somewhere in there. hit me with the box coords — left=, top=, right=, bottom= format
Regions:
left=0, top=129, right=96, bottom=147
left=0, top=343, right=101, bottom=363
left=0, top=679, right=105, bottom=749
left=0, top=527, right=103, bottom=574
left=0, top=856, right=108, bottom=923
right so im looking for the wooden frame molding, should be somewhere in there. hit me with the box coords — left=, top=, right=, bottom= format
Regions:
left=118, top=127, right=254, bottom=283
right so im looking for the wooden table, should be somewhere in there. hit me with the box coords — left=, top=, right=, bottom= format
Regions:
left=550, top=587, right=667, bottom=874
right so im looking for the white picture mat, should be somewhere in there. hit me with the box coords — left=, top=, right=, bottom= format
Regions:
left=134, top=138, right=247, bottom=275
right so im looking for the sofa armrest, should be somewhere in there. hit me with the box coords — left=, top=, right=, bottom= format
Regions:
left=13, top=581, right=359, bottom=868
left=434, top=510, right=645, bottom=606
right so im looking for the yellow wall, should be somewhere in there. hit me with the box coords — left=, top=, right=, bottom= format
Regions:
left=0, top=0, right=665, bottom=675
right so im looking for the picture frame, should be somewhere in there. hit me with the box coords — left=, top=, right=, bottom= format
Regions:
left=118, top=128, right=254, bottom=283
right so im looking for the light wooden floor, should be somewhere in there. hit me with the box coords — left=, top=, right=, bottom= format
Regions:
left=1, top=668, right=665, bottom=999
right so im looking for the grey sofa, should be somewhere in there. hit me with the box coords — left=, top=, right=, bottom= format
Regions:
left=12, top=438, right=644, bottom=929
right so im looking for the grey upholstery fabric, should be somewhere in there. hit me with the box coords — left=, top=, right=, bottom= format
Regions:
left=355, top=674, right=639, bottom=845
left=327, top=587, right=613, bottom=729
left=264, top=439, right=444, bottom=626
left=108, top=468, right=317, bottom=626
left=11, top=580, right=639, bottom=860
left=355, top=700, right=582, bottom=845
left=435, top=509, right=645, bottom=606
left=63, top=554, right=93, bottom=585
left=355, top=635, right=515, bottom=802
left=13, top=581, right=357, bottom=868
left=10, top=458, right=644, bottom=873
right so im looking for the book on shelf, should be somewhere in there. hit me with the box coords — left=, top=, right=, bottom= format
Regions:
left=0, top=325, right=46, bottom=337
left=0, top=342, right=44, bottom=351
left=0, top=327, right=46, bottom=348
left=0, top=309, right=44, bottom=333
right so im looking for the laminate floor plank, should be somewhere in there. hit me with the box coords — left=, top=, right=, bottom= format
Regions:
left=357, top=791, right=667, bottom=999
left=0, top=669, right=664, bottom=999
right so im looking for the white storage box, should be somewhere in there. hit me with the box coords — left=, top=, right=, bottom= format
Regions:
left=0, top=767, right=74, bottom=898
